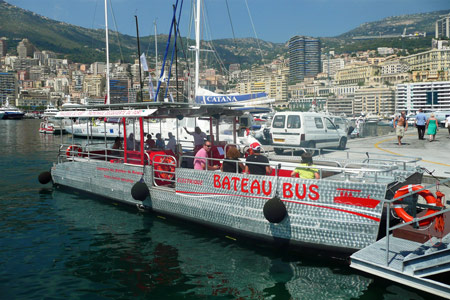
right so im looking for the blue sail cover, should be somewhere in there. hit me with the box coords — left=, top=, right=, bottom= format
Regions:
left=195, top=92, right=267, bottom=104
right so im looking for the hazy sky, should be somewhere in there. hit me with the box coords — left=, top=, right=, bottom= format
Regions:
left=5, top=0, right=450, bottom=43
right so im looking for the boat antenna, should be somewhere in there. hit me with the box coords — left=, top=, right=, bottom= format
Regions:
left=135, top=15, right=144, bottom=102
left=104, top=0, right=110, bottom=105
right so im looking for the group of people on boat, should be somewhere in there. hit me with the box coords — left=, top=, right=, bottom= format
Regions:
left=111, top=132, right=177, bottom=153
left=193, top=140, right=319, bottom=179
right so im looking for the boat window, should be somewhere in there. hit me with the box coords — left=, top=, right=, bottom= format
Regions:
left=287, top=115, right=301, bottom=128
left=324, top=118, right=337, bottom=130
left=314, top=117, right=324, bottom=129
left=272, top=115, right=285, bottom=128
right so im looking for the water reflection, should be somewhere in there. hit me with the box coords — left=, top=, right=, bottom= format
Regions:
left=51, top=188, right=372, bottom=299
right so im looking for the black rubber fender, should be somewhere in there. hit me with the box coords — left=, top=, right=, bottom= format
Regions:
left=263, top=196, right=287, bottom=223
left=38, top=171, right=52, bottom=184
left=131, top=181, right=149, bottom=201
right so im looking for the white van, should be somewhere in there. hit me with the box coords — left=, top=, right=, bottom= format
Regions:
left=270, top=112, right=347, bottom=154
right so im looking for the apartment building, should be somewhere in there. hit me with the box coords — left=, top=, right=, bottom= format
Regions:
left=354, top=87, right=395, bottom=116
left=400, top=48, right=450, bottom=73
left=335, top=63, right=380, bottom=85
left=0, top=72, right=17, bottom=104
left=396, top=81, right=450, bottom=113
left=435, top=14, right=450, bottom=39
left=83, top=74, right=105, bottom=98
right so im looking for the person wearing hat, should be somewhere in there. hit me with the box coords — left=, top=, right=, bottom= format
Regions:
left=244, top=143, right=271, bottom=175
left=291, top=152, right=320, bottom=179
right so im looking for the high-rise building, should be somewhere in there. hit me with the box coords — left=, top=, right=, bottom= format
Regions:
left=17, top=39, right=34, bottom=58
left=0, top=72, right=17, bottom=104
left=0, top=39, right=7, bottom=57
left=288, top=35, right=321, bottom=83
left=435, top=14, right=450, bottom=39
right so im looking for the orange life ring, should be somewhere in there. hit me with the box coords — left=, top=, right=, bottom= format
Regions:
left=155, top=156, right=176, bottom=180
left=66, top=145, right=82, bottom=157
left=393, top=184, right=439, bottom=227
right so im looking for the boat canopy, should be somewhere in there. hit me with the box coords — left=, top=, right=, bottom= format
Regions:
left=55, top=102, right=244, bottom=119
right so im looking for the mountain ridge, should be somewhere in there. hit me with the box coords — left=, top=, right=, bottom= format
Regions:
left=0, top=1, right=448, bottom=66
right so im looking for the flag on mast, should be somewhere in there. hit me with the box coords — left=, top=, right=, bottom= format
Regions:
left=140, top=53, right=149, bottom=72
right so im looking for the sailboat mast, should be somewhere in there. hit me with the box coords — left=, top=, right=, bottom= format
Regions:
left=135, top=15, right=143, bottom=102
left=154, top=20, right=158, bottom=75
left=104, top=0, right=111, bottom=105
left=194, top=0, right=201, bottom=100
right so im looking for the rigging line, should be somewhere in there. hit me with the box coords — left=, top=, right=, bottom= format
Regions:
left=90, top=0, right=99, bottom=51
left=224, top=0, right=243, bottom=70
left=244, top=0, right=264, bottom=65
left=108, top=0, right=125, bottom=62
left=176, top=27, right=191, bottom=75
left=202, top=1, right=229, bottom=75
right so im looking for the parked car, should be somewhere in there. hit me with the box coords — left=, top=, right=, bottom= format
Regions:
left=270, top=112, right=347, bottom=154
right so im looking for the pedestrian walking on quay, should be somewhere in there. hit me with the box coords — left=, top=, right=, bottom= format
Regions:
left=426, top=113, right=438, bottom=142
left=446, top=115, right=450, bottom=138
left=394, top=111, right=408, bottom=146
left=415, top=108, right=427, bottom=140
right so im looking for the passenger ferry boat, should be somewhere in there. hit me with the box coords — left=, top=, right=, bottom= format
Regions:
left=38, top=102, right=448, bottom=251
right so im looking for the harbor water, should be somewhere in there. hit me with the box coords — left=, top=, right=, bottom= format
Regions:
left=0, top=119, right=437, bottom=299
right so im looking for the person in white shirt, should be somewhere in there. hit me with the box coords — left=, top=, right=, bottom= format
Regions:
left=184, top=126, right=207, bottom=153
left=166, top=132, right=177, bottom=152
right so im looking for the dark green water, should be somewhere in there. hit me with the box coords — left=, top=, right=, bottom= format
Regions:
left=0, top=119, right=433, bottom=299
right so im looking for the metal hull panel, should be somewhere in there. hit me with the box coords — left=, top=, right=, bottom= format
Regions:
left=52, top=161, right=389, bottom=251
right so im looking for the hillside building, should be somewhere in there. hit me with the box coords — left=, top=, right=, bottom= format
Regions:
left=400, top=48, right=450, bottom=74
left=0, top=39, right=7, bottom=57
left=335, top=63, right=380, bottom=85
left=435, top=14, right=450, bottom=39
left=17, top=39, right=34, bottom=59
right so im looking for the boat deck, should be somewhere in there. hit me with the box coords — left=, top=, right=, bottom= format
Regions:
left=350, top=233, right=450, bottom=298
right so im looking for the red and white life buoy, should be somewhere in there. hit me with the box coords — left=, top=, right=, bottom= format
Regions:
left=66, top=145, right=82, bottom=157
left=154, top=156, right=176, bottom=180
left=394, top=184, right=439, bottom=227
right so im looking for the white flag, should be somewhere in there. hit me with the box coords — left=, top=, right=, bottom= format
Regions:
left=140, top=53, right=149, bottom=72
left=148, top=73, right=155, bottom=100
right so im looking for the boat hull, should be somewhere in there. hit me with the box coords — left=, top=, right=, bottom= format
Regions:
left=52, top=159, right=397, bottom=252
left=3, top=112, right=24, bottom=119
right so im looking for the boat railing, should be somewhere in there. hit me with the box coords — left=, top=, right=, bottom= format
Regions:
left=270, top=145, right=421, bottom=171
left=180, top=153, right=399, bottom=182
left=380, top=177, right=450, bottom=266
left=151, top=154, right=177, bottom=186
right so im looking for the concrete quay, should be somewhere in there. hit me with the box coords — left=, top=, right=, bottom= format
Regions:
left=344, top=127, right=450, bottom=179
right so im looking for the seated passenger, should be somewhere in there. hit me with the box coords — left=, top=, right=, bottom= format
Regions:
left=126, top=133, right=139, bottom=151
left=155, top=133, right=165, bottom=149
left=194, top=140, right=219, bottom=171
left=291, top=152, right=320, bottom=179
left=145, top=133, right=156, bottom=150
left=111, top=137, right=123, bottom=157
left=166, top=132, right=176, bottom=153
left=221, top=147, right=244, bottom=173
left=244, top=143, right=271, bottom=175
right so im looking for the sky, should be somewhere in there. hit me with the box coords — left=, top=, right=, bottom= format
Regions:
left=5, top=0, right=450, bottom=43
